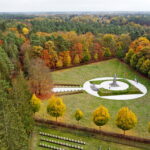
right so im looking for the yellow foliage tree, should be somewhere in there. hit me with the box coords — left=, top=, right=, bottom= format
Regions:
left=93, top=105, right=110, bottom=129
left=75, top=109, right=84, bottom=124
left=22, top=27, right=29, bottom=35
left=56, top=59, right=63, bottom=68
left=32, top=46, right=43, bottom=57
left=93, top=53, right=99, bottom=60
left=73, top=54, right=80, bottom=64
left=44, top=40, right=55, bottom=50
left=116, top=107, right=137, bottom=135
left=30, top=94, right=41, bottom=113
left=47, top=96, right=66, bottom=121
left=148, top=122, right=150, bottom=133
left=63, top=51, right=72, bottom=67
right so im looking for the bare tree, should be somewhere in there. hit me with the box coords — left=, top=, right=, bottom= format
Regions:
left=29, top=58, right=53, bottom=96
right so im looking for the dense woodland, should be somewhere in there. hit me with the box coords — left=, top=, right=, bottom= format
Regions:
left=0, top=13, right=150, bottom=149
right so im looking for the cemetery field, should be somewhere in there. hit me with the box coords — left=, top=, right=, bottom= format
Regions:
left=31, top=124, right=144, bottom=150
left=35, top=59, right=150, bottom=138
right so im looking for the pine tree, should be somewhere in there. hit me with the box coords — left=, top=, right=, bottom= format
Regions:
left=23, top=50, right=31, bottom=75
left=148, top=70, right=150, bottom=78
left=47, top=96, right=66, bottom=121
left=0, top=47, right=14, bottom=79
left=11, top=71, right=34, bottom=135
left=116, top=107, right=137, bottom=135
left=0, top=80, right=29, bottom=150
left=93, top=105, right=110, bottom=129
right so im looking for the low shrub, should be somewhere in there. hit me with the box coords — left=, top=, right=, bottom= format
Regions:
left=97, top=79, right=143, bottom=96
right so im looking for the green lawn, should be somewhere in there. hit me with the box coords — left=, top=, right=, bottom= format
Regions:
left=30, top=124, right=146, bottom=150
left=35, top=59, right=150, bottom=138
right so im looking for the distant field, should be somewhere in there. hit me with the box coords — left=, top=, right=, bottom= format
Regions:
left=31, top=124, right=145, bottom=150
left=35, top=59, right=150, bottom=138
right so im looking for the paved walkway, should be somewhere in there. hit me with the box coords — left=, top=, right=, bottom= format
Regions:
left=52, top=77, right=147, bottom=100
left=52, top=87, right=83, bottom=93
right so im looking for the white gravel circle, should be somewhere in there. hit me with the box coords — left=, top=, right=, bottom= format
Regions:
left=83, top=77, right=147, bottom=100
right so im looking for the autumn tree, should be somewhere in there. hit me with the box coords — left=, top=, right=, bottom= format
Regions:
left=63, top=51, right=72, bottom=67
left=116, top=107, right=137, bottom=135
left=73, top=54, right=80, bottom=64
left=41, top=50, right=50, bottom=66
left=118, top=34, right=131, bottom=55
left=130, top=53, right=139, bottom=68
left=72, top=42, right=83, bottom=60
left=140, top=59, right=150, bottom=74
left=47, top=96, right=66, bottom=121
left=93, top=52, right=99, bottom=60
left=93, top=105, right=110, bottom=129
left=75, top=109, right=84, bottom=124
left=56, top=59, right=63, bottom=68
left=103, top=47, right=111, bottom=57
left=32, top=45, right=43, bottom=57
left=148, top=122, right=150, bottom=133
left=93, top=42, right=103, bottom=59
left=82, top=48, right=91, bottom=62
left=101, top=34, right=117, bottom=55
left=29, top=58, right=53, bottom=96
left=116, top=45, right=124, bottom=58
left=22, top=27, right=29, bottom=35
left=130, top=37, right=150, bottom=53
left=44, top=40, right=55, bottom=50
left=30, top=94, right=41, bottom=113
left=44, top=40, right=58, bottom=68
left=124, top=49, right=134, bottom=64
left=136, top=56, right=145, bottom=70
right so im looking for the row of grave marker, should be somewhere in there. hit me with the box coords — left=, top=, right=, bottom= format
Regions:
left=39, top=132, right=86, bottom=145
left=40, top=137, right=83, bottom=150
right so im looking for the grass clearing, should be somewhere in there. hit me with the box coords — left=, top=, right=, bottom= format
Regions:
left=35, top=59, right=150, bottom=138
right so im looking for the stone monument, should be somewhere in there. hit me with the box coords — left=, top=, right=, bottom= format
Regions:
left=110, top=74, right=119, bottom=87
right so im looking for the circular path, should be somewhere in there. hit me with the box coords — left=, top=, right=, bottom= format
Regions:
left=83, top=77, right=147, bottom=100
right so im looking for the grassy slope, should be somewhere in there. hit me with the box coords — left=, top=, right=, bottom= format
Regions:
left=31, top=124, right=144, bottom=150
left=35, top=59, right=150, bottom=138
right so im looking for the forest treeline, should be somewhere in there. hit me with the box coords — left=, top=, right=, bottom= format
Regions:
left=0, top=14, right=150, bottom=149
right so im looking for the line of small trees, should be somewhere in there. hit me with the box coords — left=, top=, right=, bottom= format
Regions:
left=30, top=94, right=150, bottom=135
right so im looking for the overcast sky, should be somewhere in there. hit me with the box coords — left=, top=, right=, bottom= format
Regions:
left=0, top=0, right=150, bottom=12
